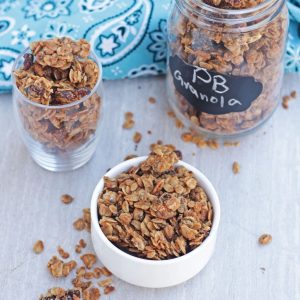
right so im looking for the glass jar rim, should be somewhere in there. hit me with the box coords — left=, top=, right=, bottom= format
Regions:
left=12, top=46, right=103, bottom=110
left=176, top=0, right=285, bottom=31
left=181, top=0, right=277, bottom=15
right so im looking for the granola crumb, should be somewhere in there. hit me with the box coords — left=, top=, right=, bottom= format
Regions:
left=224, top=141, right=240, bottom=147
left=73, top=209, right=91, bottom=232
left=167, top=111, right=176, bottom=118
left=259, top=234, right=272, bottom=245
left=282, top=95, right=291, bottom=109
left=80, top=253, right=97, bottom=269
left=232, top=161, right=240, bottom=174
left=57, top=246, right=70, bottom=259
left=124, top=154, right=138, bottom=161
left=291, top=90, right=297, bottom=98
left=60, top=194, right=74, bottom=204
left=82, top=287, right=100, bottom=300
left=33, top=240, right=44, bottom=254
left=175, top=118, right=184, bottom=129
left=98, top=277, right=113, bottom=287
left=73, top=218, right=85, bottom=231
left=101, top=267, right=112, bottom=277
left=148, top=97, right=156, bottom=104
left=133, top=131, right=142, bottom=144
left=93, top=267, right=103, bottom=279
left=123, top=111, right=135, bottom=129
left=104, top=285, right=115, bottom=295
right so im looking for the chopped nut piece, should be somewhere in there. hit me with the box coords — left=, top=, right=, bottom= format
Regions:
left=101, top=267, right=112, bottom=277
left=98, top=144, right=213, bottom=260
left=259, top=234, right=272, bottom=245
left=33, top=240, right=44, bottom=254
left=57, top=246, right=70, bottom=259
left=232, top=161, right=240, bottom=174
left=133, top=132, right=142, bottom=144
left=104, top=285, right=115, bottom=295
left=80, top=253, right=97, bottom=269
left=83, top=287, right=100, bottom=300
left=148, top=97, right=156, bottom=104
left=61, top=194, right=74, bottom=204
left=73, top=218, right=85, bottom=231
left=93, top=267, right=103, bottom=279
left=98, top=277, right=113, bottom=287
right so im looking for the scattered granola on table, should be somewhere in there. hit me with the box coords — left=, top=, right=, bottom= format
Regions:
left=148, top=97, right=156, bottom=104
left=282, top=91, right=297, bottom=109
left=13, top=37, right=101, bottom=152
left=167, top=0, right=288, bottom=136
left=57, top=246, right=70, bottom=259
left=33, top=240, right=44, bottom=254
left=39, top=288, right=81, bottom=300
left=123, top=111, right=135, bottom=129
left=181, top=131, right=219, bottom=150
left=98, top=144, right=213, bottom=260
left=47, top=256, right=77, bottom=278
left=232, top=161, right=240, bottom=174
left=61, top=194, right=74, bottom=204
left=133, top=131, right=142, bottom=144
left=258, top=234, right=272, bottom=245
left=73, top=208, right=91, bottom=232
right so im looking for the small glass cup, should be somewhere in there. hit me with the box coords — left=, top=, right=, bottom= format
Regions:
left=12, top=49, right=103, bottom=172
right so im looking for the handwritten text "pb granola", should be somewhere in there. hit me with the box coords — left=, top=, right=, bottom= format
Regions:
left=173, top=68, right=242, bottom=108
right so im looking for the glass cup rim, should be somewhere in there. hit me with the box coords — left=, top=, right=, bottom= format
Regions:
left=12, top=46, right=103, bottom=110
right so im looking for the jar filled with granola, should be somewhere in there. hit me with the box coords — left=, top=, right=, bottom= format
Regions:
left=167, top=0, right=288, bottom=137
left=13, top=38, right=103, bottom=171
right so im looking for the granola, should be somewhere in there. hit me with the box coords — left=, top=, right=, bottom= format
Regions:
left=232, top=161, right=240, bottom=174
left=133, top=131, right=142, bottom=144
left=282, top=91, right=297, bottom=109
left=98, top=144, right=213, bottom=260
left=258, top=234, right=272, bottom=245
left=14, top=37, right=101, bottom=152
left=167, top=0, right=288, bottom=135
left=122, top=111, right=135, bottom=129
left=73, top=208, right=91, bottom=232
left=47, top=256, right=77, bottom=278
left=33, top=240, right=44, bottom=254
left=39, top=288, right=81, bottom=300
left=61, top=194, right=74, bottom=204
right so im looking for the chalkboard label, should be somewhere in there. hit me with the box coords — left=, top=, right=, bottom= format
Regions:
left=169, top=55, right=263, bottom=115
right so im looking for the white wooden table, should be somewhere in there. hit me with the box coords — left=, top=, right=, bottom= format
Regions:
left=0, top=75, right=299, bottom=300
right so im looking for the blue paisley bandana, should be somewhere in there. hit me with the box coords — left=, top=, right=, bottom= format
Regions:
left=0, top=0, right=298, bottom=93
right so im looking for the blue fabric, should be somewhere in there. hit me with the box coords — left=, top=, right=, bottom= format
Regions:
left=0, top=0, right=299, bottom=94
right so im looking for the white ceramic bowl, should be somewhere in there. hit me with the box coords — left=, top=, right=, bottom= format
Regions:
left=91, top=156, right=220, bottom=288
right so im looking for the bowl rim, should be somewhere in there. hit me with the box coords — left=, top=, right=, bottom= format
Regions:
left=91, top=156, right=220, bottom=266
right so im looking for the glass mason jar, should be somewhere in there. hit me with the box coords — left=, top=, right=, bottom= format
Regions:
left=167, top=0, right=288, bottom=137
left=12, top=49, right=103, bottom=172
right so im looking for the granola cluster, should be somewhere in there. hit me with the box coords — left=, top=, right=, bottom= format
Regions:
left=168, top=0, right=288, bottom=135
left=14, top=37, right=101, bottom=151
left=98, top=144, right=213, bottom=260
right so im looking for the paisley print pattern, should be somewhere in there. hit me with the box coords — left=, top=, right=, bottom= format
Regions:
left=0, top=0, right=299, bottom=93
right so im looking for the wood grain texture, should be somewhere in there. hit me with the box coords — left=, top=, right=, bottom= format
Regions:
left=0, top=75, right=299, bottom=300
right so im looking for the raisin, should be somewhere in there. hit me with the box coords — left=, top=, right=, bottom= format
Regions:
left=174, top=150, right=183, bottom=160
left=66, top=289, right=81, bottom=300
left=23, top=53, right=34, bottom=70
left=25, top=85, right=44, bottom=97
left=76, top=87, right=91, bottom=98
